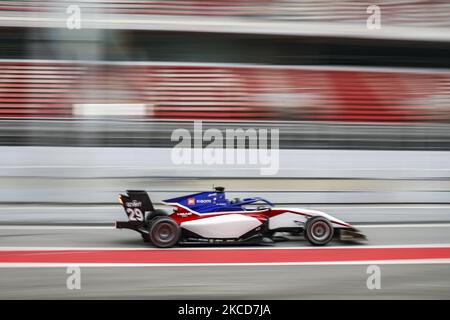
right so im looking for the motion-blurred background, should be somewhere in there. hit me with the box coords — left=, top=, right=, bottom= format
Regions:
left=0, top=0, right=449, bottom=224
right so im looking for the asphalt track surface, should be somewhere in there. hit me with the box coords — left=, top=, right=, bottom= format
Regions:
left=0, top=224, right=450, bottom=299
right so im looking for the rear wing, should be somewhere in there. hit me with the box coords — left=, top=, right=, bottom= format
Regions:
left=118, top=190, right=154, bottom=222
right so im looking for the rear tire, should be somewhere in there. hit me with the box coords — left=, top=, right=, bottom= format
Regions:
left=305, top=216, right=334, bottom=246
left=148, top=216, right=181, bottom=248
left=142, top=209, right=168, bottom=243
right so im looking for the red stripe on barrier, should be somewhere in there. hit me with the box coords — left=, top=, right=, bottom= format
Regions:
left=0, top=247, right=449, bottom=264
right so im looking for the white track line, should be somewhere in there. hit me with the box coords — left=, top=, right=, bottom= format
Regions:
left=0, top=243, right=450, bottom=251
left=1, top=259, right=450, bottom=268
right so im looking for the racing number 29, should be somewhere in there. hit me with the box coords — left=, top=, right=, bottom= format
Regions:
left=126, top=208, right=144, bottom=221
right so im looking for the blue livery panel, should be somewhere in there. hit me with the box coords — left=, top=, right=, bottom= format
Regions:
left=162, top=191, right=273, bottom=214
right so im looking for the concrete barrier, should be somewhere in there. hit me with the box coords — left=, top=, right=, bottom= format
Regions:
left=0, top=147, right=449, bottom=204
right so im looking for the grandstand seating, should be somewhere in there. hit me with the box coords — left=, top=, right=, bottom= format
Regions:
left=0, top=61, right=448, bottom=122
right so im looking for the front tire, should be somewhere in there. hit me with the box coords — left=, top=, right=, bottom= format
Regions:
left=305, top=216, right=334, bottom=246
left=148, top=216, right=181, bottom=248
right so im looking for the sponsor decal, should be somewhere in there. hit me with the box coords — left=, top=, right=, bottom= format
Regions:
left=197, top=199, right=212, bottom=203
left=187, top=198, right=196, bottom=205
left=177, top=212, right=192, bottom=217
left=126, top=200, right=142, bottom=208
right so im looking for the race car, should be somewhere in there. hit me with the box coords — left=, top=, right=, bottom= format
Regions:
left=116, top=187, right=366, bottom=248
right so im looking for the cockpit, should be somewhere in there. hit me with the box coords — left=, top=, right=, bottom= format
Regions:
left=162, top=186, right=274, bottom=214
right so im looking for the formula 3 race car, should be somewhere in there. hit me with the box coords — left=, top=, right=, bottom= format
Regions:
left=116, top=187, right=366, bottom=248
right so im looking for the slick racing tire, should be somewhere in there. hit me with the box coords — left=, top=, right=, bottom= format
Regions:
left=142, top=210, right=169, bottom=243
left=148, top=216, right=181, bottom=248
left=305, top=216, right=334, bottom=246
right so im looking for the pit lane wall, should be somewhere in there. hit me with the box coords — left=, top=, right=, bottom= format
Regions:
left=0, top=147, right=449, bottom=205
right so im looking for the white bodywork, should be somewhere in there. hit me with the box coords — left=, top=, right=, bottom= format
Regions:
left=276, top=208, right=350, bottom=228
left=181, top=214, right=263, bottom=239
left=268, top=211, right=305, bottom=230
left=179, top=207, right=350, bottom=239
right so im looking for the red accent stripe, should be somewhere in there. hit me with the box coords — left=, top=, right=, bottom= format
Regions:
left=0, top=247, right=449, bottom=264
